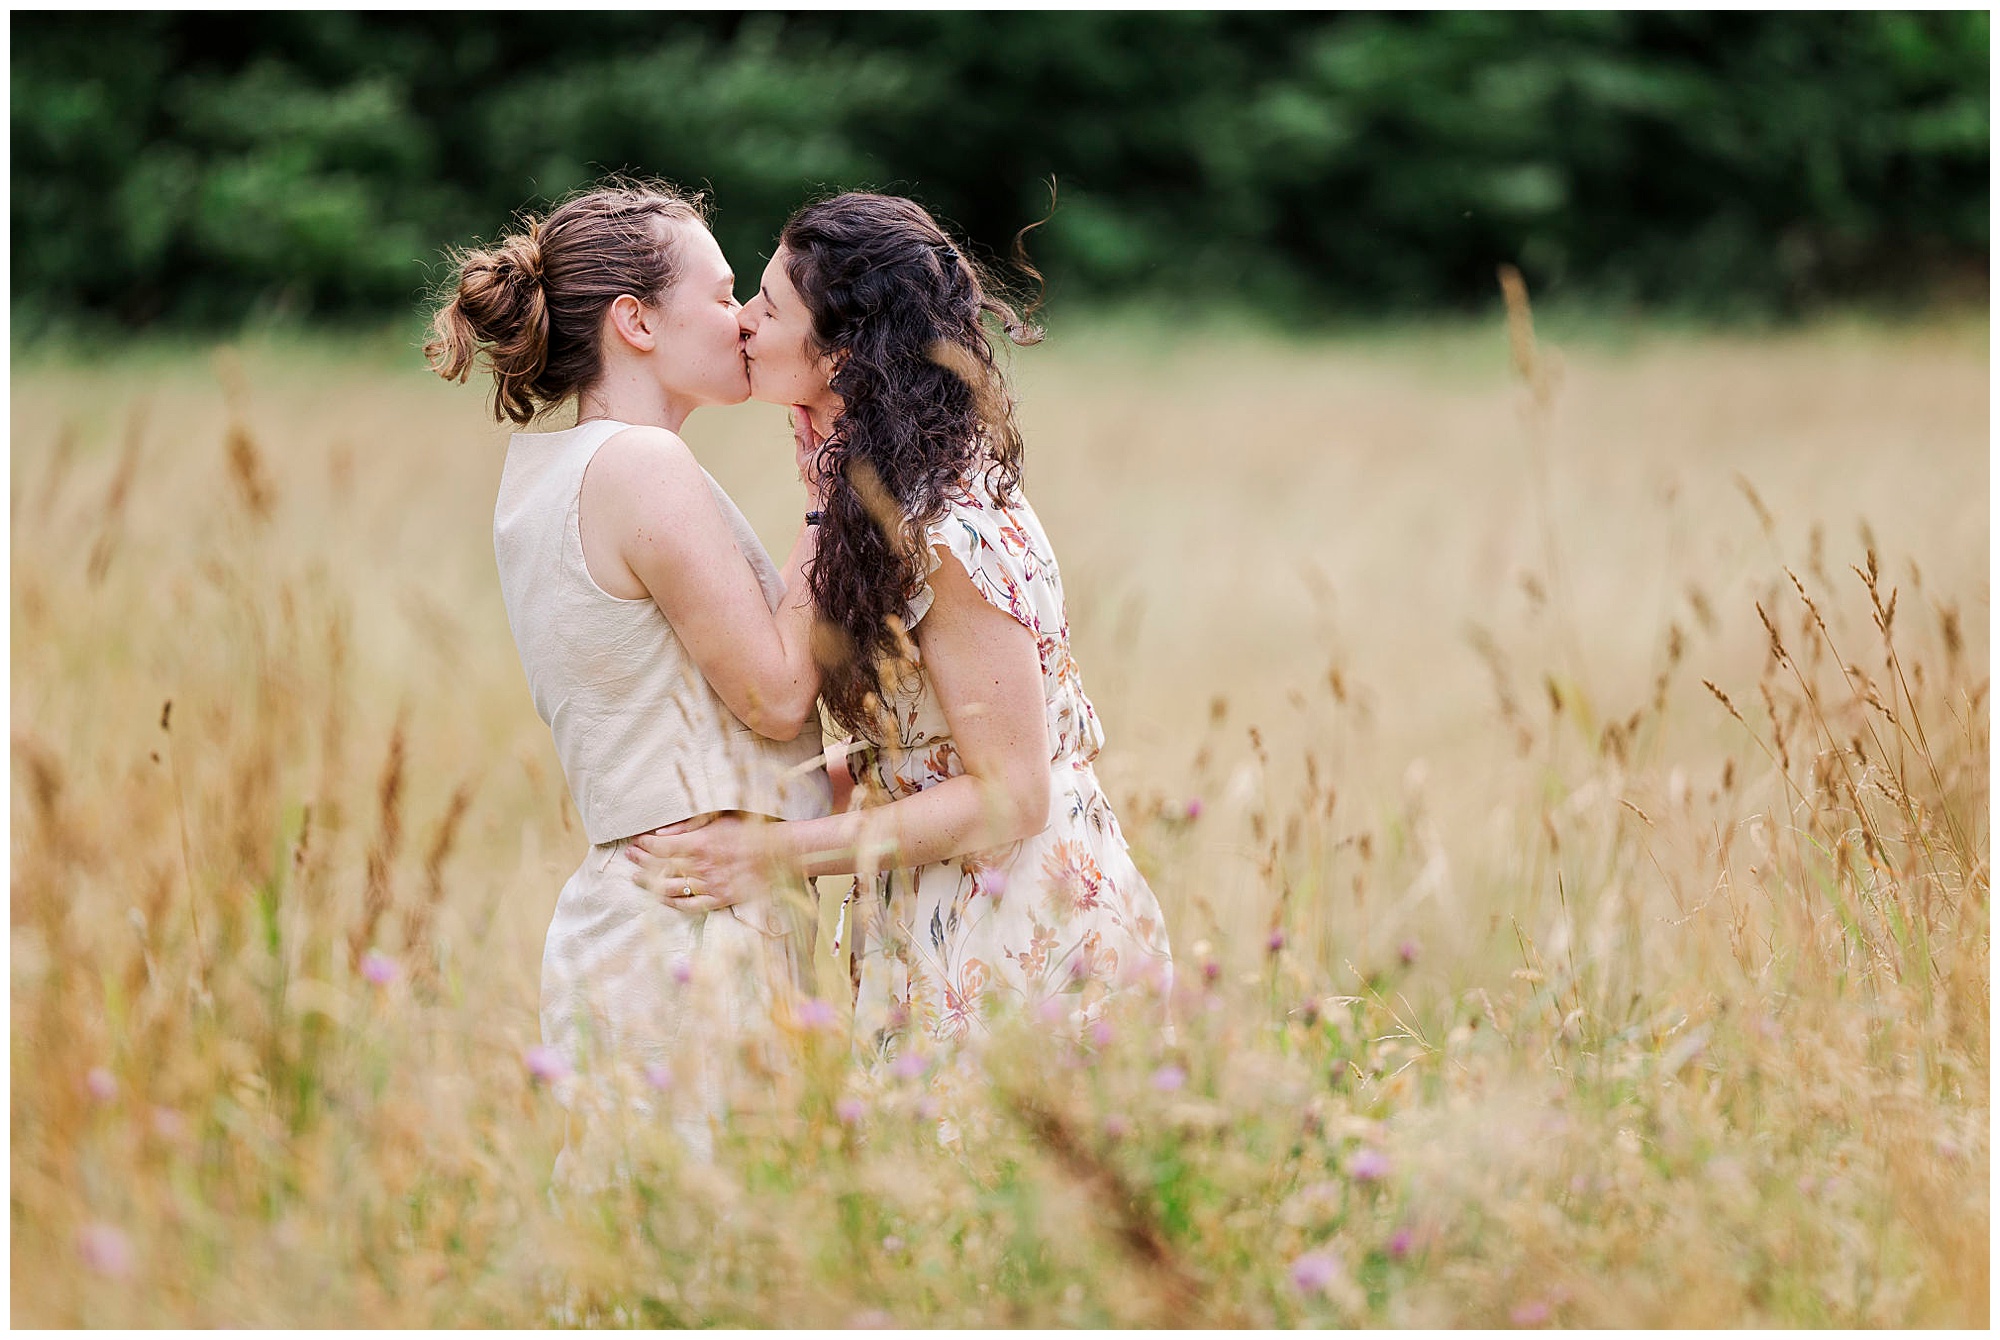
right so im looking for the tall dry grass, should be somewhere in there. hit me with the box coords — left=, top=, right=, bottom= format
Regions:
left=10, top=307, right=1987, bottom=1325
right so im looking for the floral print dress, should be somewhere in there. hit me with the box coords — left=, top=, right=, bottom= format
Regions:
left=845, top=469, right=1175, bottom=1059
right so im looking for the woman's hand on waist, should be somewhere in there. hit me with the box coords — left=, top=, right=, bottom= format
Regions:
left=626, top=814, right=797, bottom=912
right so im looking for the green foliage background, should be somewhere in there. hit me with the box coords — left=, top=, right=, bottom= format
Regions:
left=12, top=11, right=1989, bottom=329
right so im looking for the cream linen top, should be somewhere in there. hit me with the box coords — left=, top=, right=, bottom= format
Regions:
left=493, top=418, right=828, bottom=843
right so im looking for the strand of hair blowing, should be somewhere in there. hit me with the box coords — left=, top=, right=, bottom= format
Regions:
left=426, top=179, right=705, bottom=425
left=781, top=194, right=1044, bottom=737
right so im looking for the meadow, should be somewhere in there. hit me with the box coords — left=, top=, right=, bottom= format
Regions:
left=10, top=305, right=1988, bottom=1325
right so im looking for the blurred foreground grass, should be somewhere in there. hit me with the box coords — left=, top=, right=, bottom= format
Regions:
left=10, top=311, right=1988, bottom=1325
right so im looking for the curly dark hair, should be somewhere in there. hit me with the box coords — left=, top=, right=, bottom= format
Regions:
left=781, top=193, right=1044, bottom=738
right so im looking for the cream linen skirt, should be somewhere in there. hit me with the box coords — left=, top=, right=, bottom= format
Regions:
left=540, top=832, right=808, bottom=1177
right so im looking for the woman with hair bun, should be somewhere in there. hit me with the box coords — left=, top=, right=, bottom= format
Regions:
left=428, top=180, right=832, bottom=1168
left=627, top=193, right=1175, bottom=1064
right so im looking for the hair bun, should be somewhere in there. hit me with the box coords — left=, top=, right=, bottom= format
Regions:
left=498, top=229, right=544, bottom=286
left=426, top=227, right=554, bottom=424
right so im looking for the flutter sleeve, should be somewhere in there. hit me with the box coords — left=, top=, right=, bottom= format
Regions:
left=904, top=478, right=1047, bottom=638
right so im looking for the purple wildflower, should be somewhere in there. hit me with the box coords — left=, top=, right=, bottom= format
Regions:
left=797, top=997, right=838, bottom=1031
left=1398, top=939, right=1421, bottom=967
left=835, top=1097, right=865, bottom=1125
left=360, top=950, right=398, bottom=986
left=890, top=1049, right=928, bottom=1081
left=880, top=1235, right=905, bottom=1254
left=1289, top=1249, right=1340, bottom=1294
left=1088, top=1019, right=1115, bottom=1048
left=1103, top=1113, right=1131, bottom=1141
left=1348, top=1148, right=1391, bottom=1182
left=1035, top=996, right=1070, bottom=1026
left=1201, top=960, right=1221, bottom=986
left=1141, top=959, right=1173, bottom=995
left=1267, top=928, right=1287, bottom=954
left=1150, top=1064, right=1187, bottom=1092
left=983, top=869, right=1008, bottom=900
left=1510, top=1300, right=1551, bottom=1327
left=671, top=958, right=694, bottom=986
left=150, top=1107, right=187, bottom=1142
left=644, top=1062, right=673, bottom=1092
left=1388, top=1227, right=1414, bottom=1259
left=85, top=1067, right=117, bottom=1104
left=76, top=1223, right=133, bottom=1278
left=1184, top=798, right=1204, bottom=822
left=524, top=1045, right=570, bottom=1086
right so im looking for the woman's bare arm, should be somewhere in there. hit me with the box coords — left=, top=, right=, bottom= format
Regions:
left=626, top=543, right=1051, bottom=898
left=789, top=541, right=1050, bottom=873
left=580, top=424, right=820, bottom=740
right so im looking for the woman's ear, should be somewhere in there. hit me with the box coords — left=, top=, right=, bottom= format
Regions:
left=606, top=293, right=658, bottom=354
left=819, top=346, right=847, bottom=388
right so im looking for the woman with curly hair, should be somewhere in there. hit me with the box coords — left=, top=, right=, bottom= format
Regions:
left=628, top=193, right=1175, bottom=1059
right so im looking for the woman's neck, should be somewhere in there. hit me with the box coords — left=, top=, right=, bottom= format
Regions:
left=803, top=396, right=841, bottom=442
left=577, top=370, right=693, bottom=435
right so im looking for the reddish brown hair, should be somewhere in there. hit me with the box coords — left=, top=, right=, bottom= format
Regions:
left=426, top=179, right=706, bottom=424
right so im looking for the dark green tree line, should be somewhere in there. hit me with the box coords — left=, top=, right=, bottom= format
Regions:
left=12, top=11, right=1988, bottom=329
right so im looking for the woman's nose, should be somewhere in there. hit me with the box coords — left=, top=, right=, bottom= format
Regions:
left=737, top=305, right=758, bottom=335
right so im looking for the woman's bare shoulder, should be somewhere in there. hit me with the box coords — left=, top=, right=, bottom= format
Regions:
left=581, top=424, right=707, bottom=506
left=590, top=423, right=694, bottom=472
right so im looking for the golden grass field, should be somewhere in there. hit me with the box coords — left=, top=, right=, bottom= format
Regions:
left=10, top=305, right=1989, bottom=1325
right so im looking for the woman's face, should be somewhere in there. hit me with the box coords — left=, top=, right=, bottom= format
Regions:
left=648, top=220, right=750, bottom=407
left=739, top=245, right=839, bottom=414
